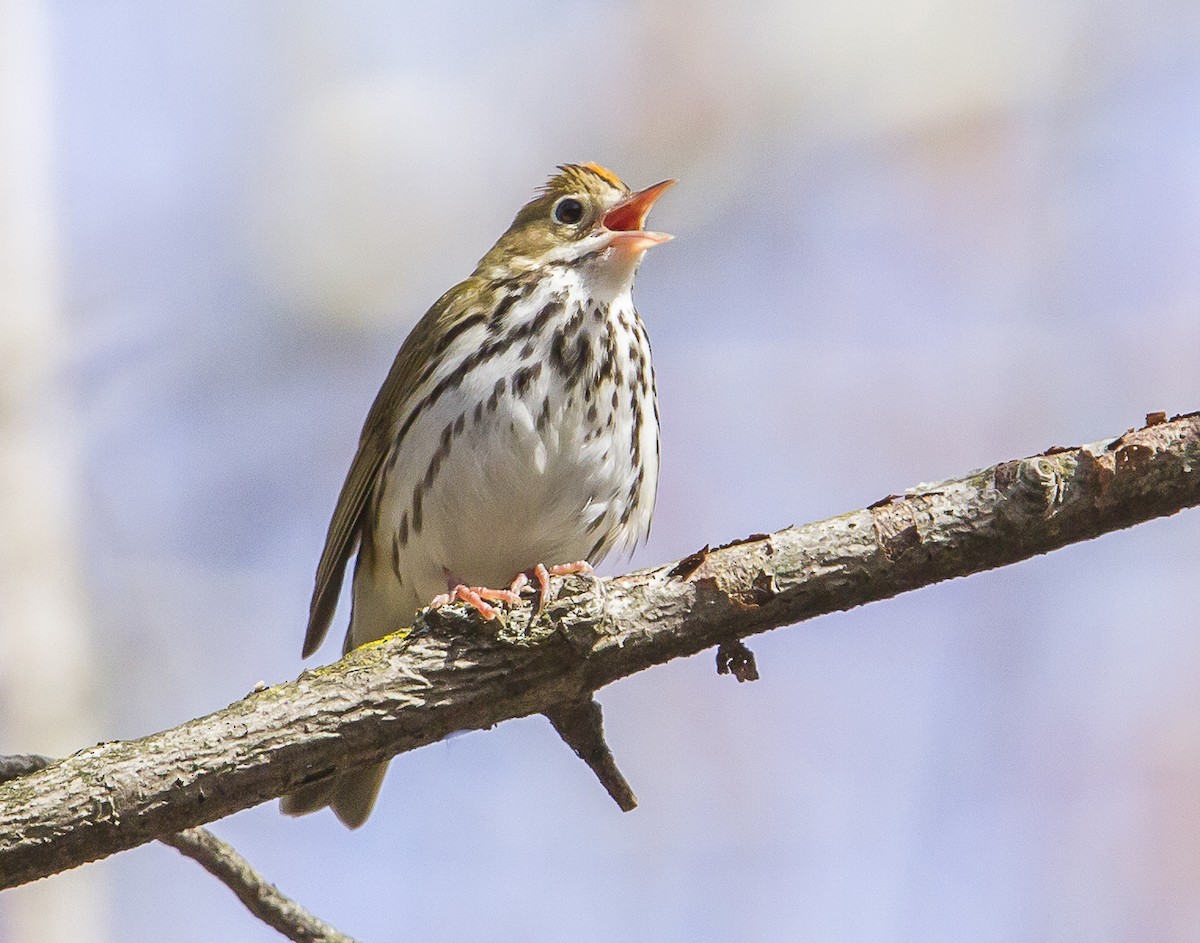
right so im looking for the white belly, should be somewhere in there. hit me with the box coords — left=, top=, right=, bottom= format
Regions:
left=351, top=276, right=658, bottom=644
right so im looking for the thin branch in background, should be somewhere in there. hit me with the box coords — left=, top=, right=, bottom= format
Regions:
left=0, top=756, right=355, bottom=943
left=160, top=829, right=359, bottom=943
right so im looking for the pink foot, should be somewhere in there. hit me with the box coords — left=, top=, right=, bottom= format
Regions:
left=431, top=584, right=522, bottom=621
left=509, top=561, right=594, bottom=612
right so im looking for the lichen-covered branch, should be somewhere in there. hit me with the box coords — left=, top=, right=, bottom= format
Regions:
left=2, top=412, right=1198, bottom=889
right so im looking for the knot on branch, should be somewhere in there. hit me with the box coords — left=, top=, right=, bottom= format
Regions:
left=871, top=500, right=922, bottom=561
left=995, top=456, right=1069, bottom=523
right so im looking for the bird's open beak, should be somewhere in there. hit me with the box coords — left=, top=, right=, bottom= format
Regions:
left=602, top=178, right=676, bottom=252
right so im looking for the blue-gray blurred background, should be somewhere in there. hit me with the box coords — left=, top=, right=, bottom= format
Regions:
left=1, top=2, right=1199, bottom=941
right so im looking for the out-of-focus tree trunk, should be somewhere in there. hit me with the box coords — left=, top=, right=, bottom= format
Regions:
left=0, top=2, right=105, bottom=940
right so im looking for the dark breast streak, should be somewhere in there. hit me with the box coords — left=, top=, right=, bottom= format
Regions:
left=375, top=289, right=565, bottom=499
left=379, top=283, right=658, bottom=577
left=374, top=286, right=569, bottom=555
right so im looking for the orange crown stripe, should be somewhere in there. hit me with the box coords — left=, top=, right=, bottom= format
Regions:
left=578, top=162, right=624, bottom=189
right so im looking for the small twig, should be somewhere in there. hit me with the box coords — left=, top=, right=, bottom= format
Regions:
left=716, top=640, right=760, bottom=682
left=544, top=698, right=637, bottom=811
left=0, top=754, right=353, bottom=943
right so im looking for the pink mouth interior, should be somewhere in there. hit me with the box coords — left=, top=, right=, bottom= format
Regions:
left=602, top=200, right=647, bottom=232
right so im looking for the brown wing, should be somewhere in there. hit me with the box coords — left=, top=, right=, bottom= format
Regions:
left=302, top=280, right=480, bottom=657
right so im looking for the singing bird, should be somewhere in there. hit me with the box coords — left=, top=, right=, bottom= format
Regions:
left=284, top=164, right=674, bottom=827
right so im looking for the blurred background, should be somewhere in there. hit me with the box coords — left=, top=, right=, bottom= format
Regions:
left=1, top=1, right=1199, bottom=941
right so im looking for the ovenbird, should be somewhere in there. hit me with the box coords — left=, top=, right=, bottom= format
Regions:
left=283, top=163, right=674, bottom=827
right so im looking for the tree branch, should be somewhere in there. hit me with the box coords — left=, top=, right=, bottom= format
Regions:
left=2, top=412, right=1198, bottom=889
left=0, top=755, right=357, bottom=943
left=160, top=829, right=360, bottom=943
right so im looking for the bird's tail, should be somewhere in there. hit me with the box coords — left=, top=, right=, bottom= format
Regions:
left=282, top=556, right=412, bottom=827
left=280, top=763, right=388, bottom=830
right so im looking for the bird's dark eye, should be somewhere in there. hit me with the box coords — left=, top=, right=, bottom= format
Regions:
left=553, top=197, right=584, bottom=225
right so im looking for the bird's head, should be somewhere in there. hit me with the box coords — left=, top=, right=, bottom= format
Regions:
left=477, top=163, right=675, bottom=291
